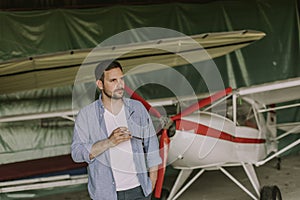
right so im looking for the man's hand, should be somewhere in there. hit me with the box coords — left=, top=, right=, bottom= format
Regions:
left=89, top=127, right=131, bottom=159
left=108, top=127, right=132, bottom=147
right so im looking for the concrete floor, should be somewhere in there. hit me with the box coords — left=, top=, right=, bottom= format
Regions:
left=0, top=152, right=288, bottom=200
left=31, top=153, right=299, bottom=200
left=163, top=153, right=300, bottom=200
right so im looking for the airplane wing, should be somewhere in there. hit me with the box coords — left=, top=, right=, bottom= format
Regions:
left=237, top=77, right=300, bottom=107
left=237, top=77, right=300, bottom=151
left=0, top=30, right=265, bottom=94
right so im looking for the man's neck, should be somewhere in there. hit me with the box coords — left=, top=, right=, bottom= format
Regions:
left=101, top=96, right=124, bottom=115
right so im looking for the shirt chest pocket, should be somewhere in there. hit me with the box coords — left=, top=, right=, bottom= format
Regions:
left=88, top=121, right=107, bottom=143
left=128, top=111, right=149, bottom=132
left=128, top=117, right=145, bottom=139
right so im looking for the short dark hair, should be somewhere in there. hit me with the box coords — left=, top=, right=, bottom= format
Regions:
left=94, top=60, right=123, bottom=81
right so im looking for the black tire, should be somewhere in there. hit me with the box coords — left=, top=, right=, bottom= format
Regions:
left=260, top=185, right=282, bottom=200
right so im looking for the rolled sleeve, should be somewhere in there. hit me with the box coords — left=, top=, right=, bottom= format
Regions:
left=71, top=141, right=94, bottom=164
left=142, top=108, right=162, bottom=168
left=71, top=109, right=95, bottom=164
left=145, top=135, right=162, bottom=168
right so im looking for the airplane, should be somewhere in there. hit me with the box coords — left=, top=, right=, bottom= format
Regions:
left=130, top=76, right=300, bottom=200
left=0, top=29, right=299, bottom=200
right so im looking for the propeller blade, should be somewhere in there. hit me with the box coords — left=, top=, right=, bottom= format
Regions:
left=124, top=84, right=162, bottom=118
left=124, top=84, right=169, bottom=197
left=154, top=129, right=170, bottom=198
left=171, top=87, right=232, bottom=121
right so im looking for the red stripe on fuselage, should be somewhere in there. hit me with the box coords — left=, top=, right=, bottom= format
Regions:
left=176, top=119, right=265, bottom=144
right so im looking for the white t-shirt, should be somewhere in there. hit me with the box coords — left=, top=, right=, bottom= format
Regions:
left=104, top=106, right=140, bottom=191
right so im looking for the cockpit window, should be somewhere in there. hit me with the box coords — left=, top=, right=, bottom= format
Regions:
left=206, top=98, right=258, bottom=129
left=236, top=98, right=258, bottom=129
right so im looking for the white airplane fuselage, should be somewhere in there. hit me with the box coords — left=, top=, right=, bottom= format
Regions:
left=168, top=111, right=267, bottom=169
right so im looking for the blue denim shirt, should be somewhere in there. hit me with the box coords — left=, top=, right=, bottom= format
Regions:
left=71, top=96, right=162, bottom=200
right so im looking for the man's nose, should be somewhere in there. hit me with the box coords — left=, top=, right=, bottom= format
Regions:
left=117, top=79, right=124, bottom=87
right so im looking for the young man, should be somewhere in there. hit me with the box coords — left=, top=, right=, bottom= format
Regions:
left=71, top=60, right=162, bottom=200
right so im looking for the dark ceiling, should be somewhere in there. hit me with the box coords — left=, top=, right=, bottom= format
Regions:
left=0, top=0, right=219, bottom=11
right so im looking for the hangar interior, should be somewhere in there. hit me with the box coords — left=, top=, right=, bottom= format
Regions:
left=0, top=0, right=299, bottom=199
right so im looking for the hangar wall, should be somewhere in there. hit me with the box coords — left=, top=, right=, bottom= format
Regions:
left=0, top=0, right=299, bottom=164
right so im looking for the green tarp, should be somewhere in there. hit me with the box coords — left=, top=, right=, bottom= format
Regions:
left=1, top=0, right=299, bottom=90
left=0, top=0, right=299, bottom=165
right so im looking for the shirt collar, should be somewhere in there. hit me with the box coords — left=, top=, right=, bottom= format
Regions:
left=98, top=94, right=133, bottom=113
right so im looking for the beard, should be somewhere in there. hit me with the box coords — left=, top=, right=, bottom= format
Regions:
left=102, top=87, right=124, bottom=100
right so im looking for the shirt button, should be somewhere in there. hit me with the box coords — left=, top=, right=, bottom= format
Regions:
left=112, top=182, right=115, bottom=185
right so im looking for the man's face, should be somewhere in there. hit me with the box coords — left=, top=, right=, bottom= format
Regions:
left=98, top=67, right=124, bottom=99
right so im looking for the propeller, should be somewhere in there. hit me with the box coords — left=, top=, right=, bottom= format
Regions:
left=124, top=84, right=162, bottom=118
left=170, top=87, right=232, bottom=121
left=124, top=84, right=232, bottom=199
left=154, top=87, right=232, bottom=198
left=154, top=129, right=170, bottom=198
left=124, top=84, right=170, bottom=198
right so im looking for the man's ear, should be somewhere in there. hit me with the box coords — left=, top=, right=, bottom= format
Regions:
left=96, top=80, right=103, bottom=90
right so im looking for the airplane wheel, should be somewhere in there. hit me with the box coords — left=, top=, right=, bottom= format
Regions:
left=260, top=185, right=282, bottom=200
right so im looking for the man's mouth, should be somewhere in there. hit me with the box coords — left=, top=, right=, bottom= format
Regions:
left=115, top=88, right=124, bottom=92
